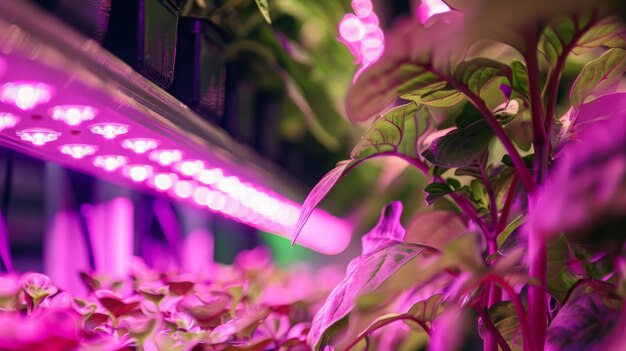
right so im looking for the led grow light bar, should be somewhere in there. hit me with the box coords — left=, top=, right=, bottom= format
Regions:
left=0, top=0, right=351, bottom=255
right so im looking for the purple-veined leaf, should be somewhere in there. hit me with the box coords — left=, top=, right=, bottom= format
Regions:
left=422, top=120, right=494, bottom=168
left=479, top=302, right=524, bottom=351
left=308, top=202, right=439, bottom=350
left=570, top=48, right=626, bottom=109
left=545, top=284, right=622, bottom=351
left=405, top=210, right=467, bottom=250
left=454, top=58, right=512, bottom=97
left=293, top=103, right=435, bottom=245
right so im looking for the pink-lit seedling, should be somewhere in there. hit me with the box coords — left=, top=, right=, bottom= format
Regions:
left=122, top=138, right=159, bottom=154
left=59, top=144, right=97, bottom=159
left=123, top=164, right=153, bottom=182
left=175, top=160, right=205, bottom=177
left=0, top=113, right=19, bottom=131
left=90, top=123, right=129, bottom=139
left=149, top=149, right=183, bottom=166
left=152, top=173, right=178, bottom=192
left=50, top=105, right=97, bottom=126
left=16, top=128, right=60, bottom=146
left=0, top=82, right=52, bottom=110
left=93, top=155, right=128, bottom=172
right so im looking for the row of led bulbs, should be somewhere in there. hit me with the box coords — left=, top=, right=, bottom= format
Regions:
left=0, top=81, right=300, bottom=229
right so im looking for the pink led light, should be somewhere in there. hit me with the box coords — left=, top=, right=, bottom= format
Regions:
left=93, top=155, right=127, bottom=172
left=352, top=0, right=373, bottom=17
left=418, top=0, right=451, bottom=23
left=206, top=190, right=226, bottom=211
left=16, top=128, right=60, bottom=146
left=90, top=123, right=129, bottom=139
left=50, top=105, right=97, bottom=126
left=0, top=113, right=19, bottom=131
left=149, top=149, right=183, bottom=166
left=1, top=82, right=52, bottom=110
left=339, top=14, right=365, bottom=42
left=153, top=173, right=177, bottom=191
left=217, top=176, right=240, bottom=193
left=122, top=138, right=159, bottom=154
left=123, top=164, right=153, bottom=182
left=173, top=180, right=194, bottom=199
left=196, top=168, right=223, bottom=185
left=192, top=186, right=210, bottom=206
left=176, top=160, right=204, bottom=177
left=59, top=144, right=97, bottom=159
left=361, top=25, right=384, bottom=48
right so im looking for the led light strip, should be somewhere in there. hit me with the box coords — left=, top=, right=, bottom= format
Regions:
left=0, top=0, right=351, bottom=255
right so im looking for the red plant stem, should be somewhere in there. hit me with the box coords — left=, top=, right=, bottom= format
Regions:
left=525, top=34, right=548, bottom=351
left=344, top=315, right=431, bottom=351
left=475, top=305, right=512, bottom=351
left=497, top=174, right=519, bottom=235
left=489, top=274, right=533, bottom=351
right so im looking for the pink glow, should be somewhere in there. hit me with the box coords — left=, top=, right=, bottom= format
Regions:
left=93, top=155, right=127, bottom=172
left=122, top=138, right=159, bottom=154
left=90, top=123, right=129, bottom=139
left=192, top=186, right=210, bottom=206
left=149, top=149, right=182, bottom=166
left=152, top=173, right=177, bottom=191
left=339, top=14, right=365, bottom=42
left=361, top=24, right=384, bottom=48
left=196, top=168, right=222, bottom=185
left=352, top=0, right=373, bottom=17
left=417, top=0, right=451, bottom=23
left=176, top=160, right=204, bottom=177
left=124, top=164, right=153, bottom=182
left=50, top=105, right=97, bottom=126
left=16, top=128, right=60, bottom=146
left=206, top=190, right=226, bottom=211
left=0, top=113, right=19, bottom=131
left=217, top=176, right=240, bottom=193
left=59, top=144, right=97, bottom=159
left=0, top=81, right=52, bottom=110
left=173, top=180, right=194, bottom=199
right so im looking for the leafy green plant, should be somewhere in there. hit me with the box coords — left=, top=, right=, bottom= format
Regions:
left=294, top=1, right=626, bottom=350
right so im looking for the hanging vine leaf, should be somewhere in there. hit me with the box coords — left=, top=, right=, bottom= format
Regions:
left=254, top=0, right=272, bottom=24
left=570, top=48, right=626, bottom=109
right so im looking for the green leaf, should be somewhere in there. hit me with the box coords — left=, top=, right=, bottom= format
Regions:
left=546, top=283, right=622, bottom=350
left=292, top=161, right=352, bottom=244
left=482, top=302, right=524, bottom=351
left=570, top=48, right=626, bottom=109
left=501, top=154, right=534, bottom=169
left=422, top=120, right=494, bottom=168
left=446, top=178, right=462, bottom=191
left=423, top=182, right=455, bottom=205
left=497, top=215, right=525, bottom=250
left=540, top=14, right=626, bottom=67
left=293, top=104, right=436, bottom=244
left=254, top=0, right=272, bottom=24
left=510, top=60, right=529, bottom=99
left=454, top=58, right=512, bottom=96
left=351, top=103, right=430, bottom=161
